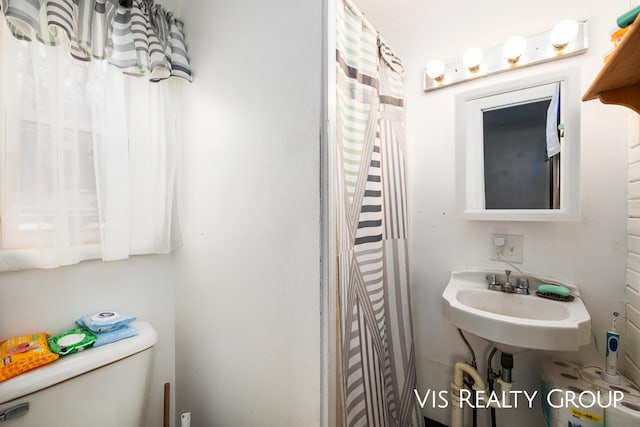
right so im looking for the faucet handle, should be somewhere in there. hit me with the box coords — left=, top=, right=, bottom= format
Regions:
left=516, top=277, right=529, bottom=289
left=514, top=277, right=530, bottom=295
left=486, top=274, right=502, bottom=291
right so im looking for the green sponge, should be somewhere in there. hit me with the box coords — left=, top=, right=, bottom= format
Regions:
left=538, top=283, right=571, bottom=297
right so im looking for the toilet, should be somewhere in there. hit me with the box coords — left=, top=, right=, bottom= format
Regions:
left=0, top=321, right=157, bottom=427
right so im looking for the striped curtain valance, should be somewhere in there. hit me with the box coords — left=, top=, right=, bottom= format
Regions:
left=0, top=0, right=192, bottom=82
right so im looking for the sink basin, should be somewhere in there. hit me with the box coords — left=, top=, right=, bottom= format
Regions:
left=442, top=270, right=591, bottom=352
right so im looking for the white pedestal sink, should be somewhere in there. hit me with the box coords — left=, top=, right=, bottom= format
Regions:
left=442, top=270, right=591, bottom=352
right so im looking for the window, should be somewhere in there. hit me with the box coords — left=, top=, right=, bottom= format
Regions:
left=1, top=37, right=102, bottom=251
left=0, top=23, right=180, bottom=271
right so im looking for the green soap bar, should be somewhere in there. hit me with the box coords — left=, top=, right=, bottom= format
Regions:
left=538, top=284, right=571, bottom=297
left=617, top=5, right=640, bottom=28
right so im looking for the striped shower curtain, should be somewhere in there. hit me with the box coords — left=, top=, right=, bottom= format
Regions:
left=335, top=2, right=423, bottom=426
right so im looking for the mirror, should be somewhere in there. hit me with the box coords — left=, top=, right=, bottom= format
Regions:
left=455, top=69, right=580, bottom=221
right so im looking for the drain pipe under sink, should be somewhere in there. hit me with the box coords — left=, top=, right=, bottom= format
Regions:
left=450, top=362, right=487, bottom=427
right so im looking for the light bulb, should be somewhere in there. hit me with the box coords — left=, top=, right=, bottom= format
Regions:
left=426, top=59, right=445, bottom=81
left=551, top=19, right=579, bottom=49
left=462, top=47, right=483, bottom=72
left=503, top=36, right=526, bottom=64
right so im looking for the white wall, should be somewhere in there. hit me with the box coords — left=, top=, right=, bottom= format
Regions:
left=363, top=0, right=631, bottom=425
left=0, top=255, right=176, bottom=427
left=172, top=1, right=322, bottom=426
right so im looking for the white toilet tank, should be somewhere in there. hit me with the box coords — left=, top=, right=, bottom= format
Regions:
left=0, top=321, right=157, bottom=427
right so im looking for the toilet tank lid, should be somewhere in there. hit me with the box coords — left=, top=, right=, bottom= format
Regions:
left=0, top=320, right=158, bottom=404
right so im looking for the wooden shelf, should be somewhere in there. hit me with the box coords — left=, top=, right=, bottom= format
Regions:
left=583, top=18, right=640, bottom=114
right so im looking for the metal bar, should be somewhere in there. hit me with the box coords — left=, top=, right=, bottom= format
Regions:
left=0, top=403, right=29, bottom=422
left=342, top=0, right=377, bottom=35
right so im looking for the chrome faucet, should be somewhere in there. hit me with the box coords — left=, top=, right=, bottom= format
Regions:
left=485, top=270, right=529, bottom=295
left=503, top=270, right=513, bottom=293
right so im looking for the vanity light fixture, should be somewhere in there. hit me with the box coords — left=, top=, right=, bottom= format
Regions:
left=462, top=47, right=483, bottom=72
left=503, top=35, right=526, bottom=64
left=550, top=19, right=580, bottom=50
left=426, top=59, right=446, bottom=82
left=424, top=20, right=588, bottom=92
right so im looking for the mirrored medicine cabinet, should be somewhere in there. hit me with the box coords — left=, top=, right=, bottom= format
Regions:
left=455, top=69, right=581, bottom=221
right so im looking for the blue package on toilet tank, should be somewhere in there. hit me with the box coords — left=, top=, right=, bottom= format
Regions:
left=77, top=311, right=136, bottom=333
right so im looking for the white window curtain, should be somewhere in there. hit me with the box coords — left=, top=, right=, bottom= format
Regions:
left=0, top=21, right=181, bottom=271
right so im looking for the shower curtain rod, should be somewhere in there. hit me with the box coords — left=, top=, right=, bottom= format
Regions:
left=343, top=0, right=378, bottom=35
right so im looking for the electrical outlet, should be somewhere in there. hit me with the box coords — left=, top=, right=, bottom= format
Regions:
left=489, top=234, right=524, bottom=263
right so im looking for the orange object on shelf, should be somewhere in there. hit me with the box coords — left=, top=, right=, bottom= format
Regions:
left=611, top=26, right=629, bottom=47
